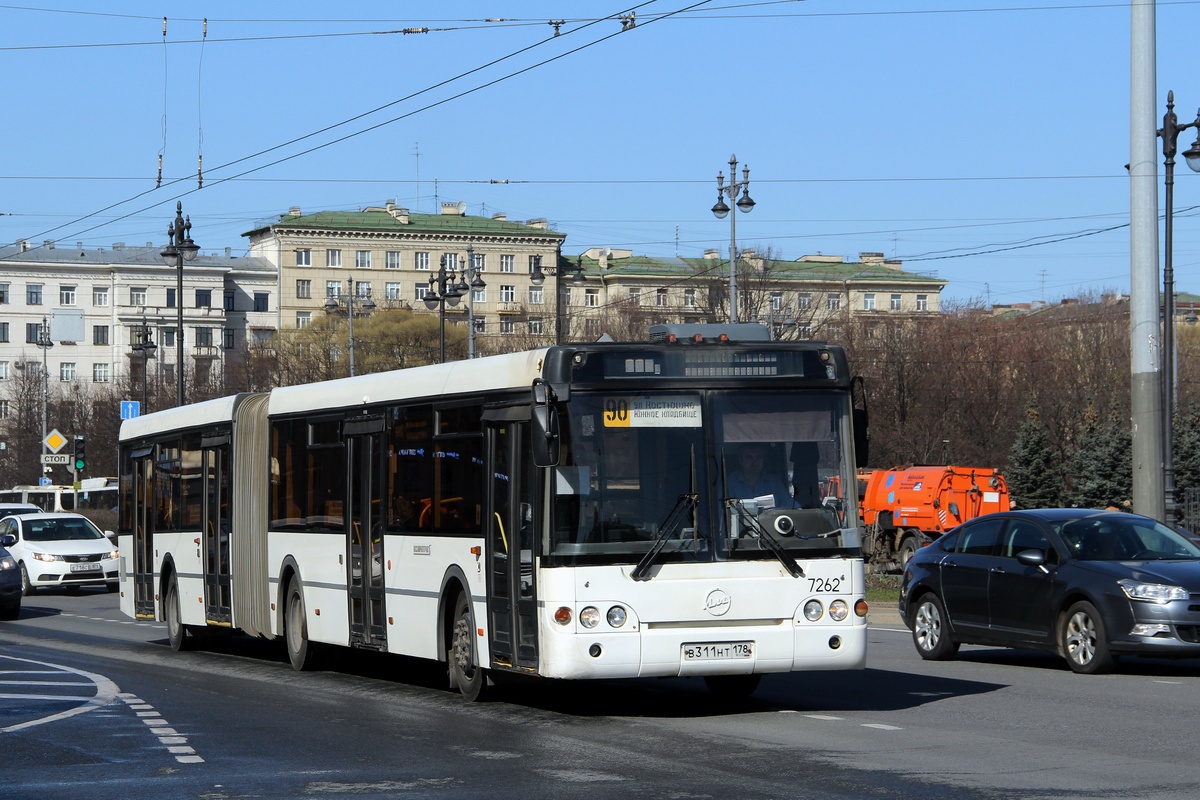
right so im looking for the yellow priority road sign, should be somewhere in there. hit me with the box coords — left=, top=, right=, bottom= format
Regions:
left=44, top=429, right=68, bottom=453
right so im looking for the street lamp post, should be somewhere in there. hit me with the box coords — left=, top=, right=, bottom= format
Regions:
left=131, top=321, right=158, bottom=409
left=710, top=153, right=756, bottom=324
left=462, top=244, right=487, bottom=359
left=424, top=254, right=464, bottom=363
left=35, top=316, right=53, bottom=479
left=160, top=201, right=200, bottom=407
left=1158, top=90, right=1200, bottom=522
left=530, top=253, right=585, bottom=344
left=324, top=277, right=376, bottom=377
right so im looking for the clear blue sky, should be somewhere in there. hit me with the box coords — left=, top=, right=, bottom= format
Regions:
left=2, top=1, right=1198, bottom=306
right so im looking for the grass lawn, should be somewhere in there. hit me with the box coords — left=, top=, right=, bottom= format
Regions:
left=865, top=572, right=901, bottom=607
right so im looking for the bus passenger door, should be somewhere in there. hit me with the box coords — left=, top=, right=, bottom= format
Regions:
left=130, top=452, right=156, bottom=619
left=485, top=421, right=538, bottom=671
left=201, top=440, right=232, bottom=625
left=345, top=419, right=387, bottom=649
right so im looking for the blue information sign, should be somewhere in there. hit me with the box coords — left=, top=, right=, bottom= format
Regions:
left=121, top=401, right=140, bottom=419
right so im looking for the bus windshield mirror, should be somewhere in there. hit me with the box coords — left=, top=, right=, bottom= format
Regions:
left=630, top=493, right=698, bottom=581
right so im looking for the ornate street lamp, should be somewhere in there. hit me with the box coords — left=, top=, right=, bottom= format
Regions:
left=1158, top=90, right=1200, bottom=522
left=711, top=153, right=756, bottom=324
left=160, top=201, right=200, bottom=406
left=530, top=253, right=585, bottom=344
left=131, top=321, right=158, bottom=409
left=324, top=277, right=376, bottom=377
left=424, top=254, right=465, bottom=363
left=462, top=244, right=487, bottom=359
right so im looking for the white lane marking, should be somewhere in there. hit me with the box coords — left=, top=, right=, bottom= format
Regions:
left=804, top=714, right=843, bottom=721
left=117, top=693, right=205, bottom=764
left=862, top=723, right=903, bottom=730
left=0, top=654, right=119, bottom=732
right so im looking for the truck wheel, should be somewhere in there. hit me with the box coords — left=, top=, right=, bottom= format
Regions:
left=898, top=535, right=920, bottom=569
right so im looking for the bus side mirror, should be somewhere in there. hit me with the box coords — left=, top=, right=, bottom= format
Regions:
left=531, top=380, right=561, bottom=468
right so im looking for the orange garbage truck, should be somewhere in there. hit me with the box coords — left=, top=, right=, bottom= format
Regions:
left=857, top=466, right=1009, bottom=572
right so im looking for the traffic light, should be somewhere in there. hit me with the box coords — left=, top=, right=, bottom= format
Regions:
left=73, top=436, right=85, bottom=472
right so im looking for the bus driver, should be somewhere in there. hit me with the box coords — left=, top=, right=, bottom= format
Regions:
left=726, top=442, right=796, bottom=509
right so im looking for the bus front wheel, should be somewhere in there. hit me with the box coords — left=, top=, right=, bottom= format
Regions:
left=165, top=578, right=193, bottom=651
left=448, top=592, right=489, bottom=702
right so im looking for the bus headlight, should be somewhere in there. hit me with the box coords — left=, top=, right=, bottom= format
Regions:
left=803, top=600, right=824, bottom=621
left=607, top=606, right=627, bottom=628
left=829, top=600, right=849, bottom=621
left=579, top=606, right=600, bottom=629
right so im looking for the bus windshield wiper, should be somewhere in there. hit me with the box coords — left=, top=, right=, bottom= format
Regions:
left=727, top=500, right=804, bottom=578
left=631, top=493, right=699, bottom=581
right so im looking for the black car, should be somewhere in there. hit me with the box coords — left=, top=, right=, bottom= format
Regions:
left=898, top=509, right=1200, bottom=674
left=0, top=536, right=21, bottom=619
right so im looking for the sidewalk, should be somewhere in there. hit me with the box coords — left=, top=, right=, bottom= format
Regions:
left=867, top=607, right=905, bottom=628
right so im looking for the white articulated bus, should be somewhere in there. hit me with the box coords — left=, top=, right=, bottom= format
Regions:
left=0, top=478, right=119, bottom=514
left=117, top=324, right=872, bottom=700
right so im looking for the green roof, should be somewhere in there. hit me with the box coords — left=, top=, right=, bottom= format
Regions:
left=570, top=254, right=944, bottom=285
left=247, top=208, right=566, bottom=240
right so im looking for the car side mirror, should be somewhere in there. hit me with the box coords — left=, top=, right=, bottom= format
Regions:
left=105, top=531, right=117, bottom=544
left=1015, top=549, right=1049, bottom=573
left=0, top=533, right=13, bottom=548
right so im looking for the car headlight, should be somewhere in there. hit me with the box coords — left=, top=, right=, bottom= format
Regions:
left=0, top=556, right=14, bottom=570
left=1118, top=578, right=1189, bottom=603
left=107, top=550, right=119, bottom=560
left=32, top=552, right=60, bottom=563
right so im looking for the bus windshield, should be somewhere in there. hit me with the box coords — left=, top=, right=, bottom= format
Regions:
left=548, top=389, right=859, bottom=567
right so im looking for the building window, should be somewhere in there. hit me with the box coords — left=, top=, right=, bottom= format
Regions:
left=93, top=363, right=109, bottom=383
left=770, top=291, right=783, bottom=311
left=93, top=286, right=109, bottom=306
left=93, top=325, right=108, bottom=346
left=500, top=254, right=515, bottom=274
left=296, top=280, right=311, bottom=299
left=561, top=288, right=572, bottom=306
left=355, top=282, right=372, bottom=299
left=529, top=318, right=544, bottom=335
left=223, top=328, right=236, bottom=349
left=864, top=293, right=876, bottom=311
left=890, top=293, right=902, bottom=311
left=586, top=288, right=601, bottom=307
left=196, top=327, right=213, bottom=347
left=254, top=292, right=269, bottom=312
left=60, top=285, right=76, bottom=305
left=916, top=294, right=928, bottom=311
left=415, top=284, right=431, bottom=301
left=252, top=329, right=272, bottom=347
left=798, top=293, right=812, bottom=310
left=0, top=362, right=8, bottom=380
left=297, top=312, right=312, bottom=328
left=414, top=252, right=430, bottom=271
left=0, top=284, right=8, bottom=303
left=683, top=288, right=696, bottom=308
left=355, top=250, right=371, bottom=269
left=442, top=253, right=459, bottom=272
left=500, top=285, right=515, bottom=303
left=326, top=281, right=341, bottom=298
left=296, top=249, right=312, bottom=267
left=386, top=251, right=401, bottom=269
left=27, top=285, right=43, bottom=305
left=473, top=318, right=486, bottom=335
left=195, top=289, right=212, bottom=308
left=59, top=363, right=76, bottom=382
left=472, top=286, right=486, bottom=304
left=130, top=287, right=146, bottom=306
left=0, top=323, right=8, bottom=343
left=26, top=322, right=42, bottom=343
left=385, top=282, right=402, bottom=300
left=529, top=287, right=544, bottom=305
left=166, top=288, right=176, bottom=308
left=656, top=288, right=668, bottom=307
left=797, top=323, right=811, bottom=339
left=162, top=328, right=175, bottom=347
left=470, top=252, right=485, bottom=272
left=827, top=294, right=841, bottom=311
left=224, top=290, right=236, bottom=311
left=500, top=318, right=515, bottom=335
left=163, top=363, right=176, bottom=385
left=628, top=289, right=641, bottom=306
left=326, top=249, right=342, bottom=268
left=0, top=400, right=9, bottom=419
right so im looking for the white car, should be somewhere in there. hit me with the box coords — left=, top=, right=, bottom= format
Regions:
left=0, top=513, right=118, bottom=594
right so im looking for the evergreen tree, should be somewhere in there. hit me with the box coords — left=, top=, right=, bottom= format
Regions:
left=1006, top=403, right=1063, bottom=508
left=1069, top=402, right=1132, bottom=509
left=1174, top=400, right=1200, bottom=494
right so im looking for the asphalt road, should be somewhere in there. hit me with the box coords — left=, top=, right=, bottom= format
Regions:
left=2, top=590, right=1199, bottom=800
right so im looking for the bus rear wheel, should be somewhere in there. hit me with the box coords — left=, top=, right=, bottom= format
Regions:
left=285, top=576, right=319, bottom=671
left=165, top=578, right=191, bottom=651
left=449, top=592, right=489, bottom=701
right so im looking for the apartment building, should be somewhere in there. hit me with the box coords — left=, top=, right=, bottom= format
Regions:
left=0, top=240, right=277, bottom=406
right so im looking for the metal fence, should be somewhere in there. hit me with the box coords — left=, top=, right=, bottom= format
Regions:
left=1180, top=487, right=1200, bottom=534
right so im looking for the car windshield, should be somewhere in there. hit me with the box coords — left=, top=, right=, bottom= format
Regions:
left=23, top=517, right=104, bottom=542
left=1057, top=516, right=1200, bottom=561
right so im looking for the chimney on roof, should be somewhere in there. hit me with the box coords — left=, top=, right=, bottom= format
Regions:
left=527, top=218, right=548, bottom=229
left=226, top=247, right=233, bottom=258
left=859, top=252, right=885, bottom=264
left=385, top=199, right=395, bottom=211
left=441, top=201, right=467, bottom=216
left=289, top=206, right=301, bottom=216
left=113, top=242, right=124, bottom=250
left=703, top=249, right=719, bottom=260
left=146, top=242, right=153, bottom=248
left=492, top=212, right=507, bottom=222
left=390, top=206, right=409, bottom=223
left=19, top=240, right=29, bottom=252
left=44, top=240, right=54, bottom=249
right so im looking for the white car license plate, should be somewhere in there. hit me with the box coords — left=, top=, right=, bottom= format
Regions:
left=682, top=641, right=753, bottom=660
left=69, top=563, right=101, bottom=572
